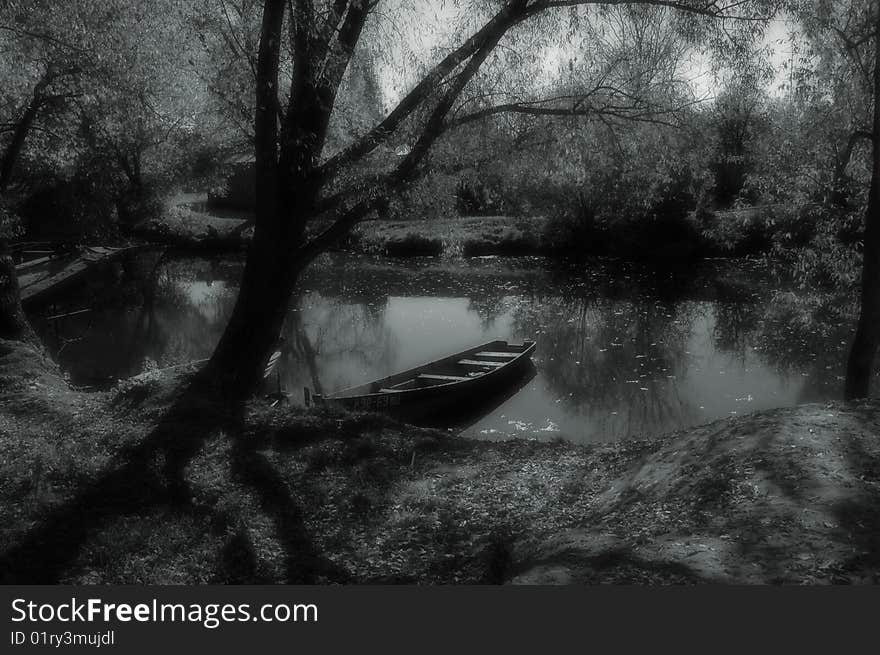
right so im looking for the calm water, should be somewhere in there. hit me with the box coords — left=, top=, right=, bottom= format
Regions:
left=31, top=251, right=863, bottom=444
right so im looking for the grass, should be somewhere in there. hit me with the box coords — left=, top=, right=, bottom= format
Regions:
left=1, top=338, right=879, bottom=584
left=347, top=215, right=549, bottom=258
left=383, top=233, right=444, bottom=257
left=132, top=204, right=252, bottom=251
left=144, top=207, right=549, bottom=259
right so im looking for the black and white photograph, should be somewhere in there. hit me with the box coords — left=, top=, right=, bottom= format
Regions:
left=1, top=0, right=879, bottom=607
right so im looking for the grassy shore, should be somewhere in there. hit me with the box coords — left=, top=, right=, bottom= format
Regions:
left=345, top=216, right=549, bottom=258
left=139, top=202, right=550, bottom=258
left=2, top=339, right=877, bottom=584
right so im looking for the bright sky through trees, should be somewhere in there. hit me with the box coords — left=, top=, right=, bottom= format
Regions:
left=369, top=3, right=794, bottom=114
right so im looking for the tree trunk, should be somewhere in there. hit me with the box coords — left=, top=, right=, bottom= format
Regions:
left=0, top=71, right=54, bottom=193
left=0, top=105, right=40, bottom=193
left=844, top=15, right=880, bottom=401
left=202, top=231, right=303, bottom=400
left=832, top=130, right=873, bottom=208
left=0, top=242, right=39, bottom=346
left=202, top=0, right=311, bottom=401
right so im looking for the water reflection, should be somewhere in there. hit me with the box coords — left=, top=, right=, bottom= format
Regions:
left=511, top=295, right=699, bottom=439
left=30, top=252, right=870, bottom=443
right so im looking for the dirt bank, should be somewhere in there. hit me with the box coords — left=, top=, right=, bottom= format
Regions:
left=0, top=339, right=877, bottom=584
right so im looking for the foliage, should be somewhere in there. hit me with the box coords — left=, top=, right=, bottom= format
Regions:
left=763, top=207, right=863, bottom=288
left=384, top=232, right=443, bottom=257
left=0, top=202, right=23, bottom=241
left=0, top=1, right=230, bottom=238
left=455, top=176, right=508, bottom=216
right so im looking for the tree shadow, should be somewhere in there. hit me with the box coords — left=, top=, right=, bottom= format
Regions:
left=834, top=437, right=880, bottom=580
left=228, top=432, right=350, bottom=583
left=0, top=371, right=348, bottom=584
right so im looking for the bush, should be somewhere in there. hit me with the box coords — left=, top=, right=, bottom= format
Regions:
left=455, top=177, right=507, bottom=216
left=542, top=190, right=611, bottom=255
left=461, top=227, right=541, bottom=256
left=117, top=186, right=165, bottom=227
left=384, top=232, right=444, bottom=257
left=650, top=165, right=698, bottom=222
left=773, top=204, right=821, bottom=247
left=542, top=174, right=705, bottom=262
left=19, top=174, right=121, bottom=243
left=628, top=212, right=706, bottom=263
left=764, top=207, right=861, bottom=289
left=0, top=202, right=24, bottom=242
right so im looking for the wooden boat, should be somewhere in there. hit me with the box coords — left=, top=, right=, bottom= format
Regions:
left=309, top=339, right=536, bottom=418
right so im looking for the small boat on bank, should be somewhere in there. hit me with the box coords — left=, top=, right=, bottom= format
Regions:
left=308, top=339, right=536, bottom=419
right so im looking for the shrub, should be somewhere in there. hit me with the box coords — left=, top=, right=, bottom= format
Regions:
left=627, top=212, right=706, bottom=263
left=455, top=176, right=507, bottom=216
left=461, top=222, right=542, bottom=257
left=384, top=232, right=444, bottom=257
left=20, top=175, right=120, bottom=243
left=0, top=202, right=24, bottom=241
left=117, top=186, right=165, bottom=227
left=764, top=208, right=861, bottom=289
left=542, top=190, right=611, bottom=255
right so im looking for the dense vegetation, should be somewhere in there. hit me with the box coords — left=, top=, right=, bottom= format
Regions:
left=0, top=3, right=871, bottom=277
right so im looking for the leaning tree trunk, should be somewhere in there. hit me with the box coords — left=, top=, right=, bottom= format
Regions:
left=0, top=70, right=54, bottom=194
left=831, top=131, right=871, bottom=208
left=845, top=16, right=880, bottom=401
left=201, top=229, right=304, bottom=399
left=0, top=241, right=39, bottom=346
left=202, top=0, right=321, bottom=401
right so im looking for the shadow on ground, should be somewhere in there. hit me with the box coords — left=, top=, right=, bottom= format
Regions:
left=0, top=361, right=347, bottom=584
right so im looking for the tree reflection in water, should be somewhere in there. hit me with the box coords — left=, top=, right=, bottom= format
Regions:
left=279, top=292, right=396, bottom=402
left=511, top=290, right=701, bottom=438
left=30, top=253, right=240, bottom=385
left=29, top=253, right=877, bottom=442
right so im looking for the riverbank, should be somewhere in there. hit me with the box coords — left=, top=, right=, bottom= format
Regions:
left=131, top=204, right=253, bottom=251
left=346, top=215, right=548, bottom=257
left=1, top=339, right=877, bottom=584
left=128, top=197, right=857, bottom=281
left=137, top=208, right=549, bottom=257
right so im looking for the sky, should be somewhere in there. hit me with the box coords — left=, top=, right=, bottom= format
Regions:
left=370, top=3, right=800, bottom=111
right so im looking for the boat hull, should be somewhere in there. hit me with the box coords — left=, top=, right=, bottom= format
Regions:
left=312, top=339, right=536, bottom=421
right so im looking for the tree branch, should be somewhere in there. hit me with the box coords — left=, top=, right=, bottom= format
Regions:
left=297, top=188, right=388, bottom=263
left=318, top=0, right=535, bottom=181
left=319, top=0, right=768, bottom=182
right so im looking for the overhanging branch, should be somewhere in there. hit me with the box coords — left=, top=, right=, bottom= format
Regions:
left=317, top=0, right=771, bottom=183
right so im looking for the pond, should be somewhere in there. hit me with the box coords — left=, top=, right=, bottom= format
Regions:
left=29, top=251, right=865, bottom=444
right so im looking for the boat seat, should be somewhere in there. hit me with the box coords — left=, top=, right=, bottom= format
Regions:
left=386, top=379, right=417, bottom=390
left=474, top=351, right=519, bottom=359
left=418, top=374, right=470, bottom=382
left=457, top=359, right=506, bottom=368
